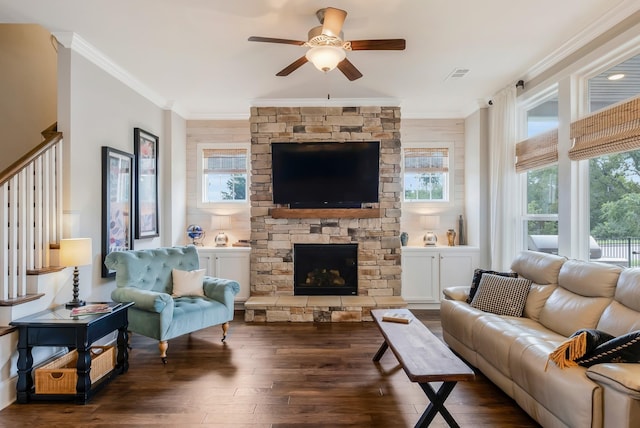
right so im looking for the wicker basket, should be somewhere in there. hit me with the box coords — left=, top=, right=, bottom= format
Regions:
left=35, top=346, right=116, bottom=394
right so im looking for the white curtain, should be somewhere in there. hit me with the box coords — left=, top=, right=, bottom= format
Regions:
left=489, top=86, right=519, bottom=271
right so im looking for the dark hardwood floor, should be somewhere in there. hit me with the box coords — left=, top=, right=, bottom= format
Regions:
left=0, top=310, right=540, bottom=427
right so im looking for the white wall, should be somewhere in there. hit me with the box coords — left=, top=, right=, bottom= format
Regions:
left=400, top=118, right=466, bottom=247
left=464, top=108, right=491, bottom=267
left=0, top=24, right=57, bottom=172
left=57, top=44, right=172, bottom=303
left=163, top=110, right=187, bottom=247
left=185, top=120, right=251, bottom=246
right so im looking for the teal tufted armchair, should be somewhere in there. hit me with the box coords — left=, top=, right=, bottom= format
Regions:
left=104, top=245, right=239, bottom=363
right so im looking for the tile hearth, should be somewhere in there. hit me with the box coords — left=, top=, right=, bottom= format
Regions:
left=244, top=295, right=407, bottom=322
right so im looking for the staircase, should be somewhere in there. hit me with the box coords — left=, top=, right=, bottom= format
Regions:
left=0, top=124, right=64, bottom=323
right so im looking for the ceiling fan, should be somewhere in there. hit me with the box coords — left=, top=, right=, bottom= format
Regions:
left=248, top=7, right=406, bottom=81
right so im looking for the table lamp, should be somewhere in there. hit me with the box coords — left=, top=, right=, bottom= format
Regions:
left=60, top=238, right=92, bottom=308
left=211, top=215, right=230, bottom=247
left=421, top=215, right=440, bottom=246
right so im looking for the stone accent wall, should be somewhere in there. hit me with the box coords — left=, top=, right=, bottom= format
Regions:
left=249, top=106, right=402, bottom=298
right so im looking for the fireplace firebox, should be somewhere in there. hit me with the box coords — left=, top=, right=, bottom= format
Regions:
left=293, top=244, right=358, bottom=296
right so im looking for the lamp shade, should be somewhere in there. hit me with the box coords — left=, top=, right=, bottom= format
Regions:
left=421, top=215, right=440, bottom=230
left=211, top=215, right=230, bottom=231
left=305, top=46, right=346, bottom=72
left=60, top=238, right=92, bottom=267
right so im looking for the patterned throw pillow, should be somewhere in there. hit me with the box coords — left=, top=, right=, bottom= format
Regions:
left=576, top=330, right=640, bottom=367
left=467, top=269, right=519, bottom=303
left=546, top=329, right=615, bottom=369
left=470, top=274, right=532, bottom=317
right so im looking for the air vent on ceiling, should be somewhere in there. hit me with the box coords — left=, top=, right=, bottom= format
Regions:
left=446, top=68, right=470, bottom=80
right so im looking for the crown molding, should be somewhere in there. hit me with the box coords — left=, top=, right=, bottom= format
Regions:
left=250, top=97, right=401, bottom=108
left=52, top=31, right=188, bottom=117
left=523, top=0, right=640, bottom=82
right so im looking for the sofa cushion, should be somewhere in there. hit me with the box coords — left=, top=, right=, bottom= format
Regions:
left=467, top=269, right=518, bottom=303
left=614, top=268, right=640, bottom=312
left=471, top=274, right=532, bottom=317
left=577, top=331, right=640, bottom=367
left=172, top=268, right=206, bottom=297
left=510, top=250, right=566, bottom=285
left=523, top=283, right=557, bottom=322
left=510, top=336, right=603, bottom=428
left=598, top=301, right=640, bottom=337
left=558, top=259, right=621, bottom=298
left=539, top=287, right=612, bottom=337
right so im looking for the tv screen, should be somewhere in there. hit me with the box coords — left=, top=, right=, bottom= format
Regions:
left=271, top=142, right=380, bottom=208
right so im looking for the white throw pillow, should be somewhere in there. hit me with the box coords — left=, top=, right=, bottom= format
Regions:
left=171, top=268, right=206, bottom=297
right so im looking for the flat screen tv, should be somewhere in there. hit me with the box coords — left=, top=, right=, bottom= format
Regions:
left=271, top=142, right=380, bottom=208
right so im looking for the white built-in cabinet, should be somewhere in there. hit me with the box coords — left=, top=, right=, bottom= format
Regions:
left=401, top=246, right=480, bottom=308
left=197, top=247, right=251, bottom=301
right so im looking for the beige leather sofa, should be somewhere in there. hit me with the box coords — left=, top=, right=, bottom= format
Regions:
left=440, top=250, right=640, bottom=428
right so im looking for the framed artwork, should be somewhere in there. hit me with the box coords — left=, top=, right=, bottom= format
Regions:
left=102, top=146, right=134, bottom=277
left=134, top=128, right=159, bottom=239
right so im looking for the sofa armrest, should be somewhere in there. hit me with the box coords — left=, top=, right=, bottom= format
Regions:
left=203, top=276, right=240, bottom=308
left=442, top=286, right=470, bottom=302
left=111, top=287, right=173, bottom=313
left=587, top=363, right=640, bottom=399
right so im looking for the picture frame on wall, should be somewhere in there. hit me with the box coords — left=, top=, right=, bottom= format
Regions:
left=102, top=146, right=134, bottom=277
left=134, top=128, right=159, bottom=239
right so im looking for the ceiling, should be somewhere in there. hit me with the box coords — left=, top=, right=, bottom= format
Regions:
left=1, top=0, right=638, bottom=119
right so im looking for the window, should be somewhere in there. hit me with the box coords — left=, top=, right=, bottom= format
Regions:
left=588, top=53, right=640, bottom=113
left=519, top=92, right=559, bottom=249
left=197, top=144, right=248, bottom=205
left=403, top=145, right=451, bottom=203
left=583, top=53, right=640, bottom=264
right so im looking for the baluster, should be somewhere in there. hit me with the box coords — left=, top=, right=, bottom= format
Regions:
left=8, top=176, right=18, bottom=298
left=34, top=156, right=43, bottom=270
left=0, top=183, right=7, bottom=300
left=17, top=170, right=27, bottom=296
left=42, top=151, right=51, bottom=267
left=26, top=163, right=35, bottom=270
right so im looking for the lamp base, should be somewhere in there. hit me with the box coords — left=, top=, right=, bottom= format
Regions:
left=215, top=231, right=229, bottom=247
left=65, top=299, right=86, bottom=309
left=424, top=231, right=438, bottom=246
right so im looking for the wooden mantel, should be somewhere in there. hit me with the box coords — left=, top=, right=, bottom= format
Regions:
left=270, top=208, right=381, bottom=219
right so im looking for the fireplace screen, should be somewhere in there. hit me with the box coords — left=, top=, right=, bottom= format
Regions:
left=293, top=243, right=358, bottom=296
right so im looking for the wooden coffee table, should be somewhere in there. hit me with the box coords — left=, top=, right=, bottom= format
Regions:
left=371, top=309, right=475, bottom=428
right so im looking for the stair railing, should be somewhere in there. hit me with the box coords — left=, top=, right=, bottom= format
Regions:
left=0, top=124, right=63, bottom=303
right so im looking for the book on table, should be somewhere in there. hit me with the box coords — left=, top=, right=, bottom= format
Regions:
left=382, top=311, right=413, bottom=324
left=70, top=303, right=120, bottom=317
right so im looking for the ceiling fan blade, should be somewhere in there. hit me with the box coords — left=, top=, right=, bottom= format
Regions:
left=321, top=7, right=347, bottom=37
left=337, top=58, right=363, bottom=81
left=276, top=56, right=309, bottom=76
left=349, top=39, right=406, bottom=50
left=248, top=36, right=305, bottom=46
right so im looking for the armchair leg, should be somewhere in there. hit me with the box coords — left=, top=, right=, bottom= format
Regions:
left=221, top=322, right=229, bottom=342
left=159, top=340, right=168, bottom=364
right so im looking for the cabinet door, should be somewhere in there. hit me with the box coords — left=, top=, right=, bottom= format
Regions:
left=198, top=253, right=214, bottom=276
left=439, top=251, right=479, bottom=289
left=214, top=252, right=250, bottom=301
left=401, top=251, right=440, bottom=303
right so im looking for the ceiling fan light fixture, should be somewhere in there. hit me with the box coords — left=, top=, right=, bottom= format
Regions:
left=305, top=46, right=346, bottom=72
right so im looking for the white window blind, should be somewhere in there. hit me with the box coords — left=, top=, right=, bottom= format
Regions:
left=404, top=148, right=449, bottom=172
left=202, top=149, right=247, bottom=174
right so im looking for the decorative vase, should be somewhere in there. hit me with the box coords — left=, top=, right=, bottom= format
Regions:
left=447, top=229, right=456, bottom=246
left=400, top=232, right=409, bottom=246
left=458, top=215, right=465, bottom=246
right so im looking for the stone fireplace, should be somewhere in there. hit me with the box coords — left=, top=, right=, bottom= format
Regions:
left=245, top=106, right=406, bottom=321
left=294, top=243, right=358, bottom=296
